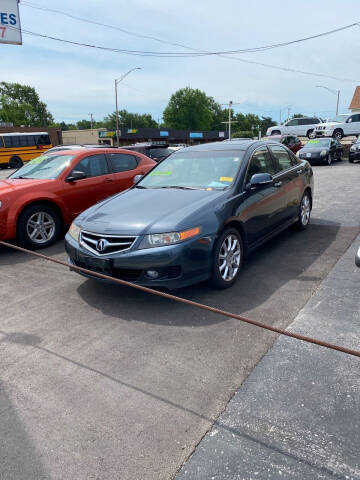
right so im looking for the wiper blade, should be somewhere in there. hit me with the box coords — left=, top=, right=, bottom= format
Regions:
left=15, top=176, right=33, bottom=179
left=158, top=185, right=201, bottom=190
left=134, top=185, right=147, bottom=189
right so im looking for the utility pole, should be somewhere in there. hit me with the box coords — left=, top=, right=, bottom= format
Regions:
left=287, top=107, right=291, bottom=122
left=115, top=67, right=141, bottom=146
left=316, top=85, right=340, bottom=116
left=228, top=101, right=233, bottom=140
left=88, top=113, right=94, bottom=129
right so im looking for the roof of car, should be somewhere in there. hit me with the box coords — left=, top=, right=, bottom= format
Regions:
left=46, top=147, right=126, bottom=155
left=178, top=140, right=271, bottom=152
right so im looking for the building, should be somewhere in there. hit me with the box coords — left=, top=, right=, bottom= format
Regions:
left=349, top=86, right=360, bottom=112
left=98, top=127, right=226, bottom=147
left=0, top=126, right=61, bottom=146
left=62, top=128, right=106, bottom=145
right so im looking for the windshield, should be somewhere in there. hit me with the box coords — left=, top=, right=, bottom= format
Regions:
left=138, top=150, right=244, bottom=190
left=303, top=139, right=330, bottom=148
left=10, top=154, right=75, bottom=179
left=327, top=115, right=348, bottom=123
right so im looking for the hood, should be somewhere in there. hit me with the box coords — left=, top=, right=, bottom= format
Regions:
left=0, top=178, right=54, bottom=196
left=77, top=187, right=225, bottom=235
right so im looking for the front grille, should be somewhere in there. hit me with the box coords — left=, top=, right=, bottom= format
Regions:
left=80, top=230, right=137, bottom=256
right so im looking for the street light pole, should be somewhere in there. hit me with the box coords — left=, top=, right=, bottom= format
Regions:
left=228, top=100, right=233, bottom=140
left=316, top=85, right=340, bottom=116
left=115, top=67, right=141, bottom=146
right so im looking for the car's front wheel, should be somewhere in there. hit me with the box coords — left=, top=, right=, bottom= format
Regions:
left=295, top=192, right=311, bottom=230
left=211, top=227, right=243, bottom=289
left=17, top=204, right=62, bottom=249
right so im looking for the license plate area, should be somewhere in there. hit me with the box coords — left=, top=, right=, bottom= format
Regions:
left=76, top=253, right=112, bottom=275
left=306, top=152, right=311, bottom=157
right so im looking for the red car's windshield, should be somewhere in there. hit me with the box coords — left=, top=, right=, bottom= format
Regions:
left=10, top=154, right=75, bottom=180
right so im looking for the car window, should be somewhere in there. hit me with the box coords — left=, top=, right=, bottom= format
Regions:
left=109, top=153, right=138, bottom=173
left=351, top=114, right=360, bottom=123
left=269, top=145, right=293, bottom=173
left=281, top=136, right=290, bottom=146
left=246, top=146, right=275, bottom=182
left=286, top=119, right=298, bottom=126
left=73, top=154, right=109, bottom=178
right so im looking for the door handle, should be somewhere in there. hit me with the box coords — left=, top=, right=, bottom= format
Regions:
left=104, top=177, right=113, bottom=183
left=274, top=181, right=282, bottom=188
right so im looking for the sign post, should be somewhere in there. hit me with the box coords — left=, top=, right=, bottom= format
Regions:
left=0, top=0, right=22, bottom=45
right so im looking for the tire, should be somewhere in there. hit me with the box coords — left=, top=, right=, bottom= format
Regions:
left=337, top=150, right=343, bottom=161
left=333, top=129, right=343, bottom=140
left=349, top=157, right=354, bottom=163
left=271, top=130, right=281, bottom=136
left=17, top=204, right=62, bottom=249
left=306, top=129, right=314, bottom=138
left=211, top=227, right=243, bottom=289
left=295, top=192, right=311, bottom=230
left=9, top=156, right=23, bottom=169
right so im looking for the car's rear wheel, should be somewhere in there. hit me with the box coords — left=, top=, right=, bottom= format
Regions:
left=9, top=156, right=23, bottom=169
left=271, top=130, right=281, bottom=136
left=306, top=129, right=314, bottom=138
left=337, top=150, right=343, bottom=161
left=295, top=192, right=311, bottom=230
left=211, top=228, right=243, bottom=289
left=17, top=204, right=61, bottom=249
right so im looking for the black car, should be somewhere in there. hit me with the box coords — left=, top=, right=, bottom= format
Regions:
left=65, top=140, right=313, bottom=289
left=121, top=143, right=173, bottom=162
left=349, top=137, right=360, bottom=163
left=298, top=138, right=343, bottom=165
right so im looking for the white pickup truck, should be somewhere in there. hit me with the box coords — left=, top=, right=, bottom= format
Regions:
left=266, top=117, right=322, bottom=138
left=314, top=114, right=360, bottom=140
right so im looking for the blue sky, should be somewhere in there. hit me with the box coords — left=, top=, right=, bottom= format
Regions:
left=1, top=0, right=359, bottom=125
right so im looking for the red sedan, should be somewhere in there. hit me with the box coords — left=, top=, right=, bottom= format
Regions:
left=263, top=135, right=302, bottom=154
left=0, top=148, right=155, bottom=249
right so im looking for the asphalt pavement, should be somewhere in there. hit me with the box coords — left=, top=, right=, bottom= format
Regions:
left=1, top=161, right=360, bottom=479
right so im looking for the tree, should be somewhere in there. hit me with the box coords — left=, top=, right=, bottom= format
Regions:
left=77, top=119, right=92, bottom=130
left=163, top=87, right=222, bottom=130
left=0, top=82, right=53, bottom=126
left=259, top=116, right=276, bottom=135
left=103, top=110, right=158, bottom=130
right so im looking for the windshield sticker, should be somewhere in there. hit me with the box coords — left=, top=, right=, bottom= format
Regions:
left=28, top=155, right=48, bottom=164
left=308, top=140, right=319, bottom=144
left=149, top=171, right=172, bottom=176
left=220, top=176, right=233, bottom=182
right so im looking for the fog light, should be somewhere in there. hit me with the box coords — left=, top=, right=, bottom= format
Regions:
left=146, top=270, right=159, bottom=279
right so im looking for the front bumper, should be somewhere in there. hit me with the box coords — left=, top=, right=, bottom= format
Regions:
left=349, top=150, right=360, bottom=162
left=65, top=232, right=215, bottom=289
left=299, top=153, right=324, bottom=162
left=314, top=130, right=333, bottom=137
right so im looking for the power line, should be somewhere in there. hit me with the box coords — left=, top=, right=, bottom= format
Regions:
left=7, top=24, right=360, bottom=82
left=20, top=1, right=360, bottom=56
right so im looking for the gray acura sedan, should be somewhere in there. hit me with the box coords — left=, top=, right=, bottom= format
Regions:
left=65, top=140, right=313, bottom=289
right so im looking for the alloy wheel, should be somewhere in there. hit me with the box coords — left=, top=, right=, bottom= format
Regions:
left=300, top=194, right=311, bottom=227
left=218, top=234, right=241, bottom=282
left=26, top=211, right=56, bottom=244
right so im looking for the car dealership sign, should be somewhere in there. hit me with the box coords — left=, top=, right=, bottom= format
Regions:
left=0, top=0, right=22, bottom=45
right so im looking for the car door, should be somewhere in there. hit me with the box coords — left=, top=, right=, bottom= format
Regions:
left=283, top=118, right=299, bottom=135
left=332, top=138, right=343, bottom=159
left=107, top=152, right=143, bottom=192
left=345, top=114, right=360, bottom=135
left=239, top=146, right=286, bottom=245
left=62, top=153, right=115, bottom=219
left=268, top=144, right=303, bottom=222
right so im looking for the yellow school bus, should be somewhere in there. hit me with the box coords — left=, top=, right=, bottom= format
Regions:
left=0, top=132, right=52, bottom=169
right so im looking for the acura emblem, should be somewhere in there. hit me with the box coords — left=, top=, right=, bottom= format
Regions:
left=96, top=238, right=108, bottom=252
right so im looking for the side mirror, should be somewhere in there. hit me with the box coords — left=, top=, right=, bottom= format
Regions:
left=133, top=174, right=143, bottom=184
left=66, top=170, right=86, bottom=182
left=247, top=173, right=273, bottom=189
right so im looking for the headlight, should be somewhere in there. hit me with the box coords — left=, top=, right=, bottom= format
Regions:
left=140, top=226, right=201, bottom=248
left=68, top=222, right=81, bottom=242
left=320, top=150, right=327, bottom=156
left=350, top=145, right=356, bottom=152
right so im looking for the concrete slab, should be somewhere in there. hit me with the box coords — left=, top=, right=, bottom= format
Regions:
left=177, top=235, right=360, bottom=480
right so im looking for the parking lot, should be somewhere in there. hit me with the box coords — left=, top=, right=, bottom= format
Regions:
left=1, top=161, right=360, bottom=480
